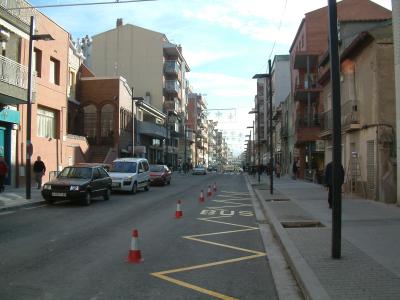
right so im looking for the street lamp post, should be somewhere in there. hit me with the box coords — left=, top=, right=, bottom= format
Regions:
left=26, top=16, right=54, bottom=200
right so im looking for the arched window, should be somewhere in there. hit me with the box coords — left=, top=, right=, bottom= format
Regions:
left=83, top=104, right=97, bottom=139
left=101, top=104, right=114, bottom=138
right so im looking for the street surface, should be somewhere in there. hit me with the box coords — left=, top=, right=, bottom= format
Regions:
left=0, top=173, right=278, bottom=299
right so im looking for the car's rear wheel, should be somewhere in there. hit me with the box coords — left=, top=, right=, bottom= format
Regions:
left=131, top=182, right=137, bottom=194
left=167, top=179, right=171, bottom=185
left=82, top=192, right=91, bottom=206
left=103, top=188, right=111, bottom=200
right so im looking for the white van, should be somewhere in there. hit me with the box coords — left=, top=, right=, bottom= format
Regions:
left=108, top=158, right=150, bottom=194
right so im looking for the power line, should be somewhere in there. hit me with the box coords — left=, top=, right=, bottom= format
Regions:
left=5, top=0, right=157, bottom=10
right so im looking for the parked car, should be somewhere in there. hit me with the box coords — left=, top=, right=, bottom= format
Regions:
left=41, top=164, right=112, bottom=206
left=149, top=164, right=172, bottom=186
left=192, top=165, right=207, bottom=175
left=108, top=158, right=150, bottom=194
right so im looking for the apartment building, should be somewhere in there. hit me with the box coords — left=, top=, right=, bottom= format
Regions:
left=289, top=0, right=391, bottom=180
left=207, top=120, right=218, bottom=167
left=86, top=19, right=190, bottom=169
left=319, top=20, right=395, bottom=202
left=187, top=93, right=208, bottom=166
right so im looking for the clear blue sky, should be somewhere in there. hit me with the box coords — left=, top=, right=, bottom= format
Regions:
left=30, top=0, right=392, bottom=155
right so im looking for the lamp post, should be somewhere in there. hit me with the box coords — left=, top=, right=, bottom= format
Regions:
left=26, top=16, right=54, bottom=200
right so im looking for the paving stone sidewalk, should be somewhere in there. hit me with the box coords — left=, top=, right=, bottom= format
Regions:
left=0, top=187, right=44, bottom=211
left=248, top=174, right=400, bottom=300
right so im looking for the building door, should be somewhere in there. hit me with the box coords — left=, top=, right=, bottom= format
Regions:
left=0, top=127, right=5, bottom=158
left=366, top=140, right=375, bottom=194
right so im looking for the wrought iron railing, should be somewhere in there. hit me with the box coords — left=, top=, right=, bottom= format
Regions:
left=0, top=54, right=32, bottom=90
left=341, top=100, right=359, bottom=127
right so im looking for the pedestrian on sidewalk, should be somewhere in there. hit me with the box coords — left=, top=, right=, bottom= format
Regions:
left=33, top=156, right=46, bottom=189
left=275, top=162, right=281, bottom=178
left=0, top=156, right=9, bottom=192
left=292, top=159, right=299, bottom=180
left=324, top=161, right=345, bottom=209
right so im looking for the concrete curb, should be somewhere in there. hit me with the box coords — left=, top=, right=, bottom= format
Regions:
left=0, top=199, right=46, bottom=212
left=248, top=176, right=330, bottom=300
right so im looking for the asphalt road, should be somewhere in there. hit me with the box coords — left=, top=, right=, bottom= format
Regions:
left=0, top=173, right=278, bottom=300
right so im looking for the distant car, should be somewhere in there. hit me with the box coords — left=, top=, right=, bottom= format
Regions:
left=41, top=164, right=112, bottom=206
left=108, top=158, right=150, bottom=194
left=192, top=165, right=207, bottom=175
left=149, top=164, right=172, bottom=186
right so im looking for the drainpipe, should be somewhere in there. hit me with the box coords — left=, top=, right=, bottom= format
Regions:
left=392, top=0, right=400, bottom=205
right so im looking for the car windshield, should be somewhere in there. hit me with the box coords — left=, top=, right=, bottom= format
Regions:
left=58, top=167, right=92, bottom=179
left=150, top=165, right=164, bottom=172
left=110, top=161, right=137, bottom=173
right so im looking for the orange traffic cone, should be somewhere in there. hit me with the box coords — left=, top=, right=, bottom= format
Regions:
left=199, top=190, right=205, bottom=203
left=207, top=185, right=212, bottom=197
left=213, top=182, right=217, bottom=192
left=175, top=200, right=183, bottom=218
left=127, top=229, right=142, bottom=263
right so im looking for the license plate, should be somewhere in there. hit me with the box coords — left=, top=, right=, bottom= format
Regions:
left=112, top=182, right=120, bottom=187
left=52, top=192, right=66, bottom=197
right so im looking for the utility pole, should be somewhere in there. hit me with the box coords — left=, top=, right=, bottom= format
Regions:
left=328, top=0, right=342, bottom=259
left=268, top=59, right=274, bottom=194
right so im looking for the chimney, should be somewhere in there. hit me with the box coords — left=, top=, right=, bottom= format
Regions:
left=116, top=18, right=123, bottom=27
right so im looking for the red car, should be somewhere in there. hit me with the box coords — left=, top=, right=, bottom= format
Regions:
left=149, top=165, right=172, bottom=186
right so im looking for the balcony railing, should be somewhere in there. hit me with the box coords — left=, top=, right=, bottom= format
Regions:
left=320, top=110, right=333, bottom=132
left=296, top=113, right=321, bottom=128
left=164, top=99, right=181, bottom=114
left=164, top=60, right=180, bottom=75
left=342, top=100, right=359, bottom=127
left=165, top=80, right=180, bottom=94
left=0, top=55, right=30, bottom=89
left=295, top=74, right=319, bottom=90
left=0, top=0, right=37, bottom=25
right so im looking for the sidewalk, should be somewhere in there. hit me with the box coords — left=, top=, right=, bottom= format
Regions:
left=248, top=173, right=400, bottom=299
left=0, top=186, right=45, bottom=212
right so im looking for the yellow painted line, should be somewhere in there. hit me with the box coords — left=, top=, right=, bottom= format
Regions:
left=151, top=212, right=265, bottom=299
left=184, top=228, right=254, bottom=237
left=153, top=253, right=265, bottom=275
left=207, top=204, right=253, bottom=209
left=151, top=273, right=238, bottom=300
left=184, top=236, right=265, bottom=255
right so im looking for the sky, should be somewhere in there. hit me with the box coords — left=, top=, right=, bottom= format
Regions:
left=30, top=0, right=392, bottom=156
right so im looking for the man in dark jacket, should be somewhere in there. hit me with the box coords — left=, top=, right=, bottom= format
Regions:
left=33, top=156, right=46, bottom=189
left=324, top=161, right=345, bottom=209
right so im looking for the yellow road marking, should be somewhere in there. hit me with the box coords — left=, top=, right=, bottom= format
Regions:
left=151, top=273, right=238, bottom=300
left=151, top=214, right=265, bottom=299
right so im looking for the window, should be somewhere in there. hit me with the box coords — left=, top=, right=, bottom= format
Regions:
left=49, top=57, right=60, bottom=85
left=37, top=107, right=56, bottom=138
left=83, top=105, right=97, bottom=139
left=33, top=48, right=42, bottom=77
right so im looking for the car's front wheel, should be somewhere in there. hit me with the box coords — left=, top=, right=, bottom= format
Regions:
left=103, top=188, right=111, bottom=201
left=131, top=182, right=137, bottom=194
left=45, top=197, right=54, bottom=204
left=144, top=182, right=150, bottom=191
left=82, top=192, right=91, bottom=206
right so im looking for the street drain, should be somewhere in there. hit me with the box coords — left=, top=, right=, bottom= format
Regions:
left=265, top=198, right=289, bottom=202
left=281, top=220, right=324, bottom=228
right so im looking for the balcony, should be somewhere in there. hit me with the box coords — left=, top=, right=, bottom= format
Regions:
left=164, top=98, right=181, bottom=115
left=319, top=110, right=332, bottom=139
left=164, top=60, right=180, bottom=76
left=164, top=80, right=180, bottom=95
left=0, top=0, right=37, bottom=28
left=294, top=113, right=321, bottom=144
left=137, top=120, right=167, bottom=139
left=294, top=75, right=322, bottom=102
left=341, top=100, right=360, bottom=132
left=0, top=55, right=32, bottom=104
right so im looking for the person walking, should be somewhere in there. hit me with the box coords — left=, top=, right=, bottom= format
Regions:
left=0, top=157, right=9, bottom=192
left=292, top=159, right=298, bottom=180
left=275, top=162, right=281, bottom=178
left=33, top=156, right=46, bottom=189
left=324, top=161, right=345, bottom=209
